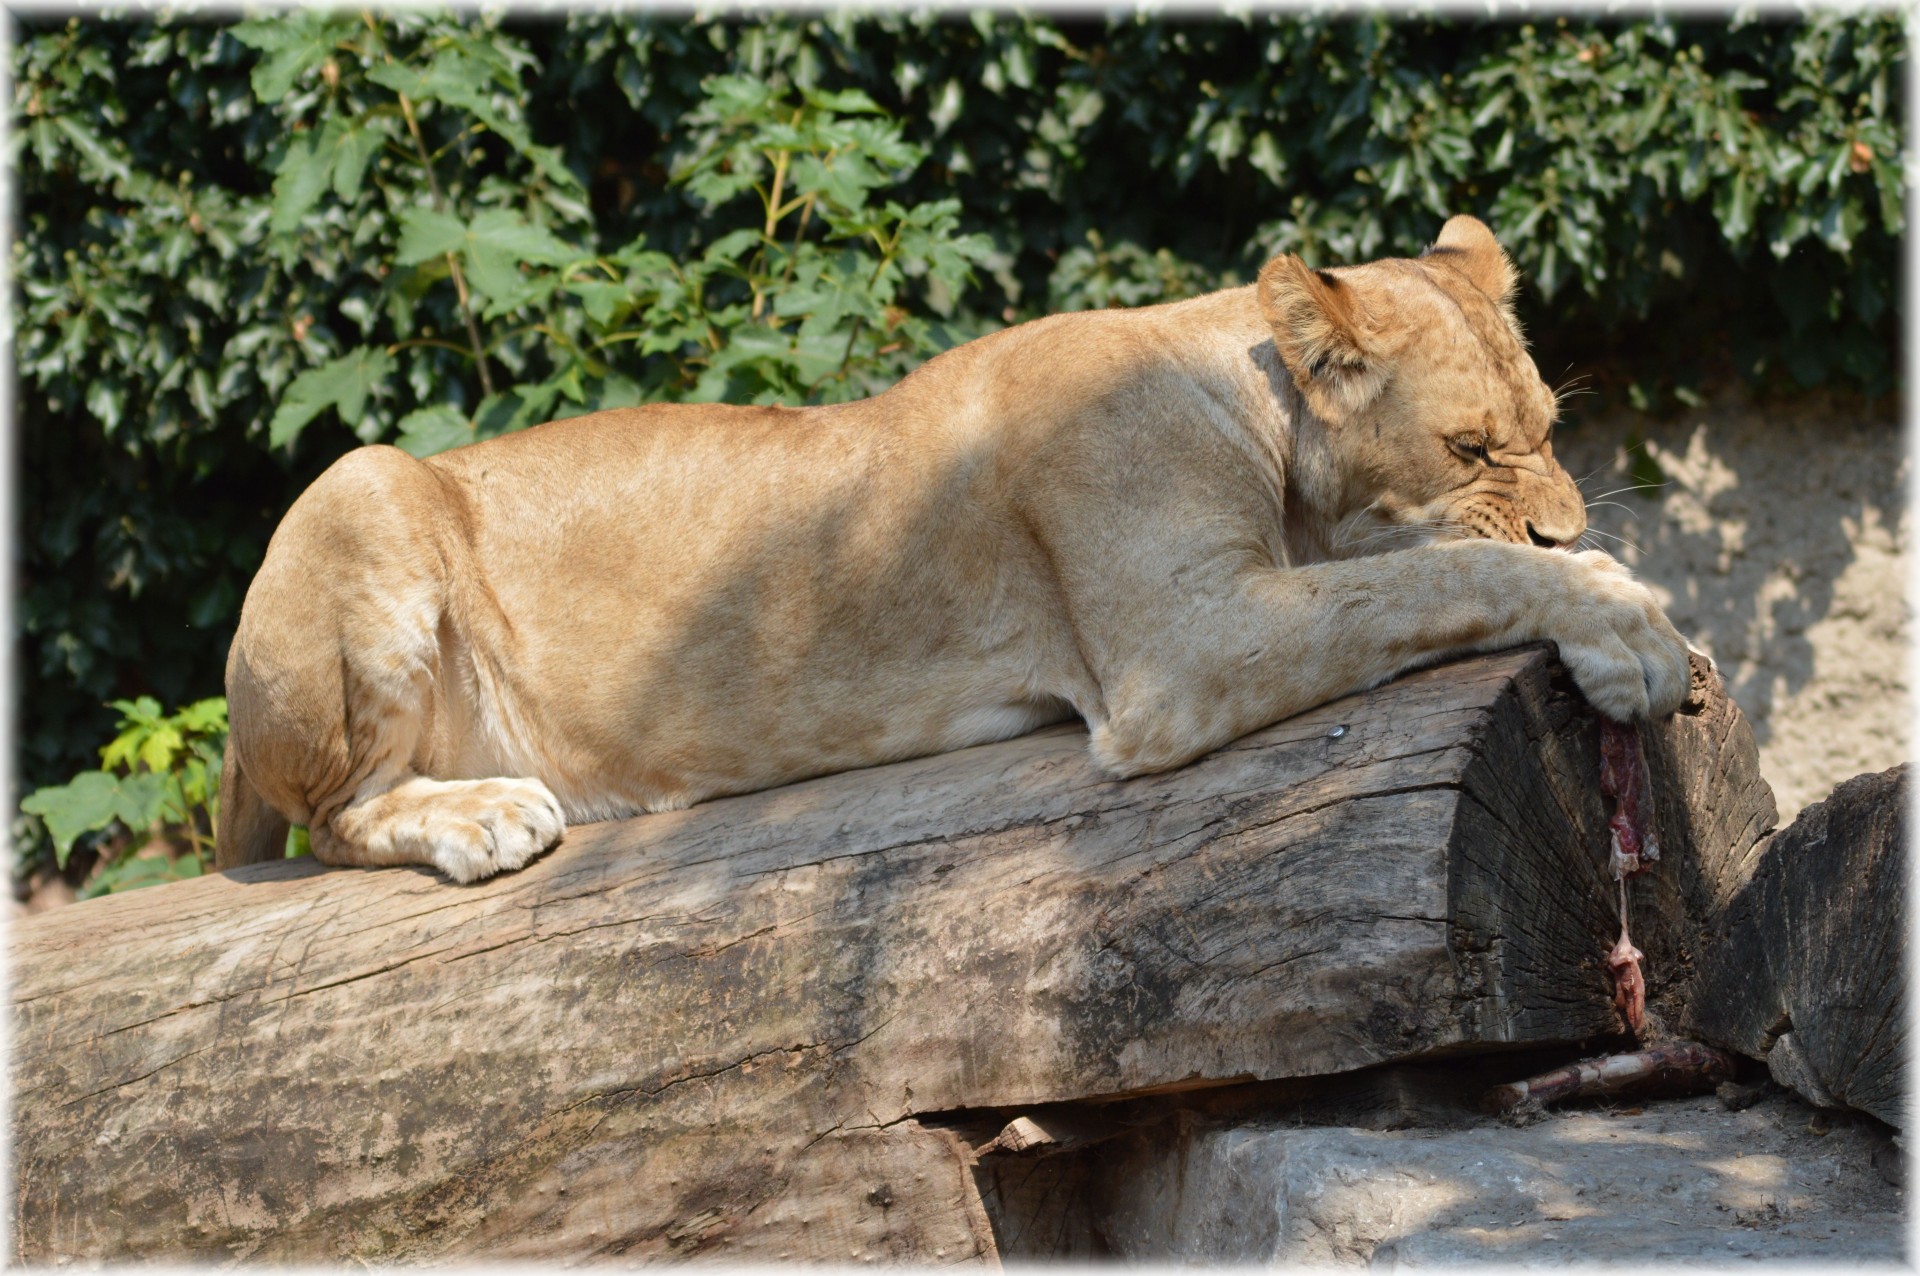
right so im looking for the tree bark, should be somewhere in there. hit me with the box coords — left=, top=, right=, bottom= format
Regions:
left=10, top=645, right=1770, bottom=1263
left=1686, top=763, right=1908, bottom=1127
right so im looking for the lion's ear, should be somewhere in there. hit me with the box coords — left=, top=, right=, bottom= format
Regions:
left=1424, top=214, right=1518, bottom=306
left=1257, top=254, right=1387, bottom=423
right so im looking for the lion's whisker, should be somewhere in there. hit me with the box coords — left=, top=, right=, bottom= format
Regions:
left=1583, top=482, right=1666, bottom=502
left=1579, top=525, right=1644, bottom=556
left=1336, top=519, right=1448, bottom=548
left=1571, top=462, right=1615, bottom=491
left=1551, top=374, right=1592, bottom=414
left=1332, top=519, right=1454, bottom=557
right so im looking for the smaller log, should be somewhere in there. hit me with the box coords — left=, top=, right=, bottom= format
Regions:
left=1485, top=1042, right=1737, bottom=1112
left=1687, top=764, right=1908, bottom=1127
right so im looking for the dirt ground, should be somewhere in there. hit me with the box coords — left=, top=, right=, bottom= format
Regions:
left=1554, top=390, right=1909, bottom=823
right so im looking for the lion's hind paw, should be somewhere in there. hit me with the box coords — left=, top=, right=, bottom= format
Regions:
left=422, top=778, right=567, bottom=883
left=324, top=774, right=567, bottom=883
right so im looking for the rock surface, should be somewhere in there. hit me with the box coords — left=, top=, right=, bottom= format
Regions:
left=1072, top=1094, right=1905, bottom=1265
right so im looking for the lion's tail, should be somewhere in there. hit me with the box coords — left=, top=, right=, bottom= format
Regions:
left=214, top=739, right=290, bottom=870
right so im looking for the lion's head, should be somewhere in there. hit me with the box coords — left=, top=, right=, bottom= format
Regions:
left=1257, top=215, right=1586, bottom=560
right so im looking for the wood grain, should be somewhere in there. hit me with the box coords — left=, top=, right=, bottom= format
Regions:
left=10, top=646, right=1771, bottom=1262
left=1687, top=763, right=1907, bottom=1127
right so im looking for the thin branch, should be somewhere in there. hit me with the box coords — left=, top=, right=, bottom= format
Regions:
left=384, top=337, right=478, bottom=358
left=397, top=89, right=495, bottom=398
left=1486, top=1042, right=1738, bottom=1113
left=778, top=192, right=816, bottom=293
left=752, top=147, right=796, bottom=320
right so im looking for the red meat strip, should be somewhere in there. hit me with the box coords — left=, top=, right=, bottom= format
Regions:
left=1599, top=717, right=1661, bottom=879
left=1607, top=881, right=1647, bottom=1034
left=1599, top=718, right=1660, bottom=1035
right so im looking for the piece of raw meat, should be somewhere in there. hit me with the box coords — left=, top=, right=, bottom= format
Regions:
left=1599, top=718, right=1660, bottom=1034
left=1599, top=717, right=1661, bottom=879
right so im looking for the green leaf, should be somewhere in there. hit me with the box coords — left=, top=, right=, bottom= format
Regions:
left=113, top=767, right=172, bottom=825
left=568, top=280, right=632, bottom=327
left=1248, top=131, right=1287, bottom=187
left=394, top=405, right=475, bottom=458
left=1871, top=155, right=1905, bottom=234
left=232, top=14, right=351, bottom=102
left=395, top=208, right=576, bottom=305
left=21, top=770, right=170, bottom=866
left=394, top=207, right=468, bottom=264
left=100, top=732, right=136, bottom=773
left=268, top=347, right=396, bottom=449
left=84, top=848, right=204, bottom=898
left=175, top=698, right=229, bottom=736
left=136, top=724, right=185, bottom=774
left=110, top=696, right=165, bottom=727
left=702, top=228, right=765, bottom=267
left=23, top=772, right=120, bottom=864
left=802, top=86, right=884, bottom=115
left=329, top=117, right=384, bottom=202
left=699, top=73, right=777, bottom=119
left=461, top=210, right=576, bottom=300
left=85, top=380, right=127, bottom=432
left=1206, top=116, right=1245, bottom=168
left=369, top=54, right=583, bottom=195
left=269, top=127, right=335, bottom=235
left=1714, top=168, right=1757, bottom=244
left=50, top=116, right=131, bottom=184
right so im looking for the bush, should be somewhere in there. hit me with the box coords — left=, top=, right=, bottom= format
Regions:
left=19, top=696, right=226, bottom=895
left=11, top=11, right=1904, bottom=882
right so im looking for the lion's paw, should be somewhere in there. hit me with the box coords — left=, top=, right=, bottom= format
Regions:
left=1547, top=551, right=1690, bottom=721
left=424, top=778, right=567, bottom=884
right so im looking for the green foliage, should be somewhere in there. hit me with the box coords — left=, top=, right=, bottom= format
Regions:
left=20, top=696, right=225, bottom=896
left=11, top=12, right=1906, bottom=890
left=1048, top=230, right=1240, bottom=312
left=216, top=14, right=994, bottom=458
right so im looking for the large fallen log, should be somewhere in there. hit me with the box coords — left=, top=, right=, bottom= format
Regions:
left=11, top=645, right=1770, bottom=1264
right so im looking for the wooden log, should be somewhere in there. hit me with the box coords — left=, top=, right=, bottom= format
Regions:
left=10, top=646, right=1768, bottom=1263
left=1686, top=764, right=1908, bottom=1127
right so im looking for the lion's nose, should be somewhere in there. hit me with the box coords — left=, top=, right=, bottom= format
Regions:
left=1526, top=519, right=1573, bottom=549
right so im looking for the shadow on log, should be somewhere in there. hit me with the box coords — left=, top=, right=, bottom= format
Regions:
left=11, top=645, right=1772, bottom=1263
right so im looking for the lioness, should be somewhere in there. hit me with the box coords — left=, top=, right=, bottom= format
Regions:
left=217, top=215, right=1688, bottom=883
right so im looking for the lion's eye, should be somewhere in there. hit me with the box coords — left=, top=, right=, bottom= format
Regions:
left=1453, top=436, right=1491, bottom=464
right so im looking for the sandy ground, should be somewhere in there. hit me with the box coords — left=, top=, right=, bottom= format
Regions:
left=1554, top=392, right=1909, bottom=823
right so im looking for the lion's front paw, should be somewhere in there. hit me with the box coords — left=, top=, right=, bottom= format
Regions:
left=426, top=778, right=567, bottom=884
left=1548, top=551, right=1690, bottom=721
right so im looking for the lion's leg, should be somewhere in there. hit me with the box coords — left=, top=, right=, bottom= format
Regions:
left=1085, top=541, right=1689, bottom=778
left=226, top=444, right=567, bottom=884
left=303, top=655, right=566, bottom=882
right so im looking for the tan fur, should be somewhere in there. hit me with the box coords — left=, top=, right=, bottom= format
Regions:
left=218, top=215, right=1688, bottom=883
